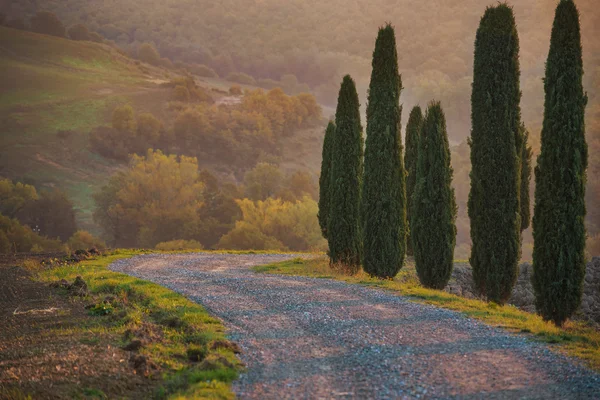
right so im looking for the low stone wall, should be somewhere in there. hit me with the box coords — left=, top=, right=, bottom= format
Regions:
left=445, top=257, right=600, bottom=324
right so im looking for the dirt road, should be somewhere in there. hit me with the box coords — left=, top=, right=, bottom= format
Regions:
left=109, top=253, right=600, bottom=399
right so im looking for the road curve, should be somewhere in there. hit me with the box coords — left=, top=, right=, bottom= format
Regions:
left=109, top=253, right=600, bottom=399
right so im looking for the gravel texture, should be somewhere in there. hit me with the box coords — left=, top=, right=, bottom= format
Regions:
left=109, top=253, right=600, bottom=399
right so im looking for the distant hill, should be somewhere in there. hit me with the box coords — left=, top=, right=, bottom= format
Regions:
left=0, top=27, right=326, bottom=233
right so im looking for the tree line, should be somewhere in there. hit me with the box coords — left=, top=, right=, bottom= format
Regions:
left=0, top=179, right=105, bottom=253
left=89, top=84, right=322, bottom=171
left=319, top=0, right=587, bottom=326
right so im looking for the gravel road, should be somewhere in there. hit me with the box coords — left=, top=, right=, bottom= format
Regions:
left=109, top=253, right=600, bottom=399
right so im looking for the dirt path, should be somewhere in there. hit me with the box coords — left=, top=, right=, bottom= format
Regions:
left=110, top=254, right=600, bottom=399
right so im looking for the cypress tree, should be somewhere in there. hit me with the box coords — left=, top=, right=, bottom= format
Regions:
left=519, top=123, right=533, bottom=232
left=468, top=4, right=522, bottom=304
left=328, top=75, right=363, bottom=272
left=412, top=102, right=457, bottom=289
left=404, top=106, right=423, bottom=256
left=362, top=24, right=407, bottom=279
left=318, top=121, right=336, bottom=239
left=533, top=0, right=588, bottom=326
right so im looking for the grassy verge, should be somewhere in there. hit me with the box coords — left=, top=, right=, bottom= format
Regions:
left=254, top=256, right=600, bottom=371
left=36, top=250, right=242, bottom=399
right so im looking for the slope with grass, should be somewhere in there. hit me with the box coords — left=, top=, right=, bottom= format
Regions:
left=0, top=27, right=328, bottom=235
left=0, top=26, right=175, bottom=232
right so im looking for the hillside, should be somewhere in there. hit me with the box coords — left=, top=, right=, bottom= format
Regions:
left=0, top=27, right=326, bottom=233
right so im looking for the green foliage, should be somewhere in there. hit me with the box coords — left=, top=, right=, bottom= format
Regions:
left=243, top=163, right=284, bottom=201
left=30, top=11, right=66, bottom=38
left=111, top=104, right=136, bottom=133
left=229, top=85, right=243, bottom=96
left=411, top=102, right=457, bottom=289
left=173, top=85, right=191, bottom=102
left=468, top=4, right=521, bottom=304
left=137, top=42, right=161, bottom=66
left=93, top=150, right=205, bottom=248
left=327, top=75, right=363, bottom=271
left=533, top=0, right=588, bottom=326
left=38, top=251, right=239, bottom=398
left=318, top=121, right=335, bottom=239
left=136, top=112, right=163, bottom=144
left=67, top=23, right=90, bottom=41
left=67, top=230, right=107, bottom=251
left=519, top=124, right=533, bottom=232
left=190, top=64, right=219, bottom=78
left=18, top=189, right=78, bottom=241
left=87, top=302, right=114, bottom=316
left=0, top=179, right=38, bottom=218
left=362, top=24, right=406, bottom=279
left=218, top=197, right=325, bottom=251
left=226, top=72, right=256, bottom=86
left=0, top=214, right=63, bottom=253
left=155, top=239, right=203, bottom=251
left=404, top=106, right=423, bottom=256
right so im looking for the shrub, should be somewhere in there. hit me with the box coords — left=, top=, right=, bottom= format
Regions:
left=112, top=104, right=136, bottom=134
left=138, top=42, right=161, bottom=66
left=173, top=85, right=191, bottom=102
left=67, top=230, right=107, bottom=251
left=68, top=24, right=90, bottom=41
left=229, top=85, right=243, bottom=96
left=88, top=32, right=103, bottom=43
left=190, top=64, right=219, bottom=78
left=225, top=72, right=256, bottom=86
left=155, top=240, right=203, bottom=251
left=0, top=215, right=63, bottom=253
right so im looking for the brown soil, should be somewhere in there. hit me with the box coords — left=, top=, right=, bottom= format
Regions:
left=0, top=265, right=159, bottom=400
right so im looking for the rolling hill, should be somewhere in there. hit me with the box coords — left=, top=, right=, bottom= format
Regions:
left=0, top=26, right=326, bottom=233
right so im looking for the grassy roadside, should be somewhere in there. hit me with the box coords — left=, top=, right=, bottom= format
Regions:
left=34, top=250, right=242, bottom=399
left=254, top=256, right=600, bottom=371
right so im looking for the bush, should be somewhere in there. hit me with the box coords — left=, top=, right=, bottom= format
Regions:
left=88, top=32, right=104, bottom=43
left=68, top=24, right=90, bottom=41
left=218, top=222, right=287, bottom=251
left=190, top=64, right=219, bottom=78
left=225, top=72, right=256, bottom=86
left=229, top=85, right=243, bottom=96
left=155, top=240, right=203, bottom=251
left=173, top=85, right=191, bottom=102
left=30, top=11, right=66, bottom=38
left=67, top=230, right=107, bottom=251
left=0, top=215, right=63, bottom=253
left=138, top=42, right=161, bottom=66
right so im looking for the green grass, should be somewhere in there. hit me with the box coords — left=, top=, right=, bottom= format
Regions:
left=37, top=250, right=241, bottom=399
left=254, top=256, right=600, bottom=371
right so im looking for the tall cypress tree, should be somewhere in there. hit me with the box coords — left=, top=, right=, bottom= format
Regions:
left=468, top=4, right=522, bottom=304
left=404, top=106, right=423, bottom=256
left=318, top=121, right=336, bottom=239
left=362, top=24, right=407, bottom=279
left=519, top=123, right=532, bottom=232
left=328, top=75, right=363, bottom=272
left=533, top=0, right=588, bottom=326
left=412, top=102, right=457, bottom=289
